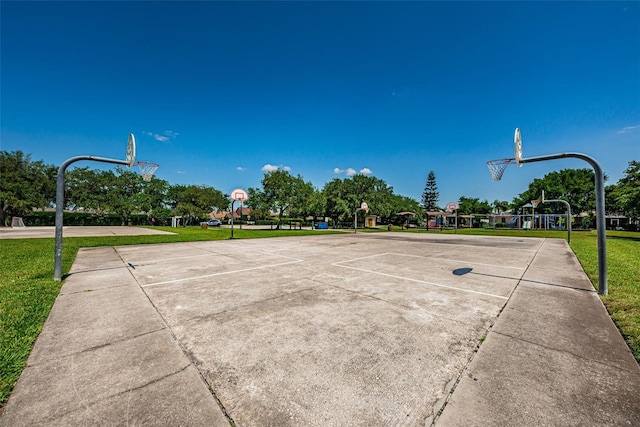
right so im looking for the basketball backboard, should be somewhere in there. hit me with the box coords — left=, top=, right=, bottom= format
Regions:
left=514, top=128, right=522, bottom=167
left=126, top=134, right=136, bottom=168
left=231, top=188, right=248, bottom=201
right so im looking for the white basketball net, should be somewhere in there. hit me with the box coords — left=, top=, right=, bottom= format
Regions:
left=137, top=161, right=159, bottom=182
left=486, top=158, right=515, bottom=182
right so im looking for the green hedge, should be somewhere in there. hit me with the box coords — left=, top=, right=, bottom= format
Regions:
left=22, top=211, right=151, bottom=226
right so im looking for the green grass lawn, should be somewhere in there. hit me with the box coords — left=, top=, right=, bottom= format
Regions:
left=1, top=226, right=638, bottom=407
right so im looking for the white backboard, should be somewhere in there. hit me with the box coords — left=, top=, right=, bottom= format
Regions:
left=514, top=128, right=522, bottom=167
left=126, top=134, right=136, bottom=168
left=231, top=188, right=248, bottom=201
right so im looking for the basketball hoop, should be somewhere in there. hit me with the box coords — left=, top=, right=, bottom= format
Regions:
left=531, top=199, right=541, bottom=209
left=137, top=161, right=159, bottom=182
left=486, top=158, right=515, bottom=182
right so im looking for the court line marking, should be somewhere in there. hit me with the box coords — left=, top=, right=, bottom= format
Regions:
left=383, top=252, right=526, bottom=270
left=141, top=257, right=304, bottom=288
left=359, top=234, right=541, bottom=252
left=120, top=248, right=293, bottom=266
left=331, top=254, right=509, bottom=300
left=332, top=252, right=525, bottom=271
left=332, top=263, right=508, bottom=300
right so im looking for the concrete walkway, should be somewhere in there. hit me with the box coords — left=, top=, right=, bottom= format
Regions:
left=434, top=238, right=640, bottom=426
left=1, top=234, right=638, bottom=426
left=0, top=225, right=175, bottom=239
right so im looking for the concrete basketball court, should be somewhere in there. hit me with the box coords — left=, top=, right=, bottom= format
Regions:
left=2, top=232, right=639, bottom=426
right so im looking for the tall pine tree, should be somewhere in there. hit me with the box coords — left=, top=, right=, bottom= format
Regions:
left=422, top=171, right=439, bottom=212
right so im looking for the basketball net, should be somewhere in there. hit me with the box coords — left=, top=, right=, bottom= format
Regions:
left=486, top=158, right=515, bottom=182
left=137, top=161, right=159, bottom=182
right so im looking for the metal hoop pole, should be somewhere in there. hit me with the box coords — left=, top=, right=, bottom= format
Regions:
left=520, top=152, right=606, bottom=295
left=230, top=200, right=235, bottom=239
left=55, top=155, right=129, bottom=281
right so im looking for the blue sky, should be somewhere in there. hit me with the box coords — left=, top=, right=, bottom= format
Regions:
left=2, top=1, right=639, bottom=207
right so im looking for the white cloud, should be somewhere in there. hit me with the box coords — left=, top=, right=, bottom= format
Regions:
left=176, top=170, right=186, bottom=174
left=261, top=164, right=291, bottom=172
left=335, top=167, right=370, bottom=176
left=618, top=125, right=640, bottom=134
left=236, top=166, right=247, bottom=171
left=143, top=129, right=178, bottom=142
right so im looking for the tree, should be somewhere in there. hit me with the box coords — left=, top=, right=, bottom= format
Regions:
left=0, top=151, right=56, bottom=226
left=166, top=184, right=229, bottom=225
left=421, top=171, right=439, bottom=212
left=66, top=167, right=108, bottom=213
left=248, top=170, right=313, bottom=228
left=105, top=168, right=143, bottom=225
left=66, top=166, right=171, bottom=224
left=323, top=174, right=397, bottom=223
left=513, top=168, right=600, bottom=216
left=322, top=178, right=352, bottom=223
left=492, top=200, right=511, bottom=214
left=458, top=196, right=492, bottom=215
left=607, top=161, right=640, bottom=224
left=391, top=194, right=423, bottom=225
left=139, top=175, right=171, bottom=218
left=305, top=188, right=326, bottom=221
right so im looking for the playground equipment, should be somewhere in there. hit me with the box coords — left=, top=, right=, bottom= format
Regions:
left=540, top=190, right=572, bottom=243
left=487, top=128, right=607, bottom=295
left=508, top=213, right=567, bottom=230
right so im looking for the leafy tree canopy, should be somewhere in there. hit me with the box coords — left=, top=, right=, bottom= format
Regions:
left=513, top=168, right=599, bottom=215
left=607, top=161, right=640, bottom=220
left=0, top=151, right=56, bottom=226
left=248, top=169, right=314, bottom=228
left=492, top=200, right=512, bottom=213
left=66, top=167, right=172, bottom=224
left=458, top=196, right=492, bottom=215
left=166, top=184, right=229, bottom=225
left=323, top=174, right=397, bottom=222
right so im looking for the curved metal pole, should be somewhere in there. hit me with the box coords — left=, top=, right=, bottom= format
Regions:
left=354, top=208, right=362, bottom=233
left=542, top=199, right=572, bottom=244
left=520, top=152, right=606, bottom=295
left=54, top=156, right=129, bottom=281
